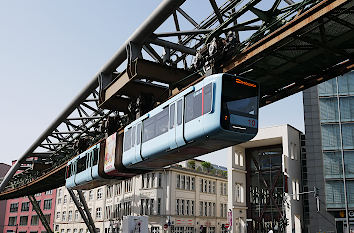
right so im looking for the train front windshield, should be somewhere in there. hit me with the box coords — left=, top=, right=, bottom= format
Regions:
left=221, top=75, right=259, bottom=133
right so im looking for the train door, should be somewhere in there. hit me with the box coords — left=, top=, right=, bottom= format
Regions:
left=175, top=98, right=186, bottom=147
left=168, top=102, right=178, bottom=150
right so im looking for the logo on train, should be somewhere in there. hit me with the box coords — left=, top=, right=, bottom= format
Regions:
left=235, top=78, right=256, bottom=88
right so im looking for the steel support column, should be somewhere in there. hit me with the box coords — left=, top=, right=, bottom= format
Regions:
left=28, top=195, right=53, bottom=233
left=68, top=189, right=97, bottom=233
left=78, top=190, right=98, bottom=233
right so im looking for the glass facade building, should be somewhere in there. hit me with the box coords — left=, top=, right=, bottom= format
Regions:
left=303, top=71, right=354, bottom=233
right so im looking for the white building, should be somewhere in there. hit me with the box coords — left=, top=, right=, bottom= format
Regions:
left=54, top=159, right=229, bottom=233
left=228, top=125, right=303, bottom=233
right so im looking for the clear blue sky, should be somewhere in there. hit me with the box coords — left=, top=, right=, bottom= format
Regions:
left=0, top=1, right=304, bottom=167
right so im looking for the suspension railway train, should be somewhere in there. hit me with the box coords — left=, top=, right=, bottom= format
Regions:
left=66, top=73, right=259, bottom=189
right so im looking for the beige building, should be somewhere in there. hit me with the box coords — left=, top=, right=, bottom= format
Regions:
left=54, top=159, right=229, bottom=233
left=228, top=125, right=304, bottom=233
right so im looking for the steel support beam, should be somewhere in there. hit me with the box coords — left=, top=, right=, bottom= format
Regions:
left=28, top=195, right=53, bottom=233
left=68, top=189, right=97, bottom=233
left=150, top=38, right=196, bottom=55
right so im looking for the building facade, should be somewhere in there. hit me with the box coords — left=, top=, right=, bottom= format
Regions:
left=303, top=71, right=354, bottom=233
left=228, top=125, right=304, bottom=233
left=3, top=189, right=57, bottom=233
left=0, top=163, right=11, bottom=233
left=54, top=160, right=229, bottom=233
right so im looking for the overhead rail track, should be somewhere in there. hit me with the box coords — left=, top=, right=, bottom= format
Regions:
left=1, top=0, right=353, bottom=200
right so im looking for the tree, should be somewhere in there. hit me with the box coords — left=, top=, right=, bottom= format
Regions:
left=187, top=160, right=196, bottom=169
left=201, top=161, right=213, bottom=173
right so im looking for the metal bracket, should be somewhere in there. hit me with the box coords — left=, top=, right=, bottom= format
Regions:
left=28, top=195, right=53, bottom=233
left=68, top=189, right=98, bottom=233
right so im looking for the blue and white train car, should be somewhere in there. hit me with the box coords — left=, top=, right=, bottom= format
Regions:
left=122, top=73, right=259, bottom=169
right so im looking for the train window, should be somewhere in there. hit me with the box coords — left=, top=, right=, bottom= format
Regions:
left=142, top=108, right=169, bottom=142
left=77, top=156, right=86, bottom=173
left=203, top=83, right=213, bottom=114
left=93, top=148, right=99, bottom=165
left=185, top=89, right=202, bottom=123
left=170, top=103, right=175, bottom=129
left=124, top=128, right=132, bottom=152
left=156, top=108, right=169, bottom=136
left=177, top=100, right=182, bottom=125
left=132, top=126, right=136, bottom=147
left=137, top=123, right=141, bottom=145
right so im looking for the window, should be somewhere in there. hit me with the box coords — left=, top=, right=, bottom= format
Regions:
left=21, top=202, right=30, bottom=211
left=57, top=198, right=62, bottom=204
left=97, top=188, right=103, bottom=199
left=175, top=227, right=184, bottom=233
left=107, top=185, right=113, bottom=198
left=8, top=216, right=17, bottom=226
left=77, top=156, right=87, bottom=173
left=142, top=108, right=169, bottom=142
left=43, top=199, right=52, bottom=210
left=132, top=126, right=136, bottom=147
left=105, top=206, right=112, bottom=219
left=147, top=173, right=150, bottom=188
left=176, top=199, right=180, bottom=215
left=157, top=198, right=161, bottom=215
left=56, top=211, right=60, bottom=220
left=176, top=175, right=180, bottom=189
left=209, top=227, right=215, bottom=233
left=185, top=88, right=203, bottom=122
left=152, top=173, right=155, bottom=188
left=89, top=191, right=93, bottom=200
left=212, top=181, right=216, bottom=194
left=151, top=227, right=160, bottom=233
left=170, top=103, right=175, bottom=129
left=177, top=99, right=183, bottom=125
left=181, top=175, right=185, bottom=189
left=75, top=210, right=79, bottom=220
left=137, top=123, right=141, bottom=145
left=68, top=210, right=73, bottom=221
left=140, top=199, right=145, bottom=215
left=58, top=188, right=62, bottom=196
left=45, top=190, right=53, bottom=195
left=158, top=173, right=162, bottom=187
left=96, top=207, right=102, bottom=219
left=150, top=199, right=154, bottom=215
left=186, top=227, right=194, bottom=233
left=191, top=201, right=194, bottom=215
left=203, top=83, right=213, bottom=114
left=191, top=177, right=195, bottom=190
left=199, top=201, right=203, bottom=216
left=186, top=176, right=190, bottom=190
left=62, top=211, right=66, bottom=221
left=63, top=195, right=67, bottom=204
left=208, top=180, right=211, bottom=193
left=124, top=127, right=132, bottom=151
left=31, top=215, right=39, bottom=225
left=181, top=200, right=185, bottom=215
left=235, top=183, right=244, bottom=203
left=10, top=203, right=19, bottom=212
left=186, top=200, right=190, bottom=215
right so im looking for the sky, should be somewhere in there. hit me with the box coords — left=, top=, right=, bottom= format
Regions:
left=0, top=0, right=304, bottom=168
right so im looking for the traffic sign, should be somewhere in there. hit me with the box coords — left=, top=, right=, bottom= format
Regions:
left=164, top=224, right=168, bottom=230
left=225, top=223, right=230, bottom=229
